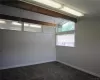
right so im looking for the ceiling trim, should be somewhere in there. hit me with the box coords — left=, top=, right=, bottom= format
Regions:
left=0, top=0, right=77, bottom=22
left=0, top=14, right=56, bottom=26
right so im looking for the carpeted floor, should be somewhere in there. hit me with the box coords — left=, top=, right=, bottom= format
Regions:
left=0, top=61, right=100, bottom=80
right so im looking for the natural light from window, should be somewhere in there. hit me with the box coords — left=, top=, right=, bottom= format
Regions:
left=56, top=34, right=75, bottom=47
left=56, top=21, right=75, bottom=47
left=0, top=19, right=42, bottom=32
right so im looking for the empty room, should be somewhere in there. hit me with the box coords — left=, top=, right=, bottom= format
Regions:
left=0, top=0, right=100, bottom=80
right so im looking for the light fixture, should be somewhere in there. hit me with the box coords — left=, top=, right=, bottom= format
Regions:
left=32, top=0, right=62, bottom=8
left=60, top=6, right=84, bottom=17
left=30, top=24, right=41, bottom=28
left=0, top=19, right=6, bottom=24
left=32, top=0, right=84, bottom=17
left=24, top=23, right=29, bottom=26
left=12, top=21, right=22, bottom=26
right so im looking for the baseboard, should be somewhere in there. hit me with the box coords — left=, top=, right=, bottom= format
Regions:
left=0, top=60, right=56, bottom=70
left=57, top=60, right=100, bottom=78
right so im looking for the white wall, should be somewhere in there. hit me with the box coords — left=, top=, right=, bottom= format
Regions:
left=56, top=17, right=100, bottom=77
left=0, top=26, right=56, bottom=69
left=0, top=31, right=2, bottom=52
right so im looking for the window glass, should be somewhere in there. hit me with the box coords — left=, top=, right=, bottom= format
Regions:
left=0, top=19, right=42, bottom=32
left=0, top=19, right=22, bottom=31
left=24, top=22, right=42, bottom=32
left=57, top=21, right=75, bottom=32
left=56, top=34, right=75, bottom=47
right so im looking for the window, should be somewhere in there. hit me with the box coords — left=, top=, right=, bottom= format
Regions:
left=0, top=19, right=42, bottom=32
left=56, top=21, right=75, bottom=32
left=56, top=21, right=75, bottom=47
left=0, top=19, right=22, bottom=31
left=24, top=22, right=42, bottom=32
left=56, top=34, right=75, bottom=47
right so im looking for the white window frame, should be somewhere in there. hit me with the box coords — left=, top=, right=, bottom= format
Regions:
left=56, top=21, right=75, bottom=47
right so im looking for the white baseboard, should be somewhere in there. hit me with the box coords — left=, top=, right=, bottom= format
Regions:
left=0, top=60, right=55, bottom=70
left=57, top=60, right=100, bottom=78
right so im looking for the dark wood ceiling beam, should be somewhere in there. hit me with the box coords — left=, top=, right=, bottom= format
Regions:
left=0, top=0, right=77, bottom=22
left=0, top=14, right=56, bottom=26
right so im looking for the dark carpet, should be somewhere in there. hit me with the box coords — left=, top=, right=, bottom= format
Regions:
left=0, top=61, right=100, bottom=80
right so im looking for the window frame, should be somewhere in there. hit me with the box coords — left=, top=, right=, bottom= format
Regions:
left=56, top=21, right=75, bottom=47
left=0, top=19, right=43, bottom=33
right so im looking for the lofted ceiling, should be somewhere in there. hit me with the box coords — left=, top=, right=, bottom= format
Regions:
left=55, top=0, right=100, bottom=16
left=0, top=4, right=70, bottom=26
left=2, top=0, right=100, bottom=23
left=22, top=0, right=100, bottom=17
